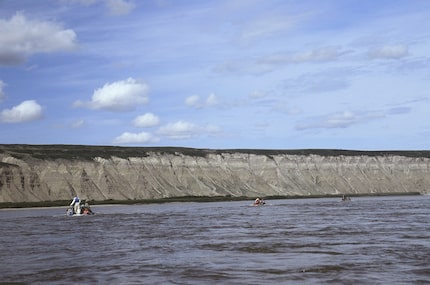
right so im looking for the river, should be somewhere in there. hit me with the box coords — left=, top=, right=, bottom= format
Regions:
left=1, top=195, right=429, bottom=284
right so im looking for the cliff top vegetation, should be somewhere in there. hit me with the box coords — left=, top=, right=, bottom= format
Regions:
left=1, top=144, right=429, bottom=161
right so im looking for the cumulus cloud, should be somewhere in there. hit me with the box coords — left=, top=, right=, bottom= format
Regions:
left=74, top=78, right=149, bottom=111
left=133, top=113, right=160, bottom=127
left=185, top=95, right=200, bottom=108
left=185, top=94, right=218, bottom=109
left=0, top=80, right=5, bottom=102
left=113, top=131, right=159, bottom=144
left=0, top=100, right=43, bottom=123
left=157, top=120, right=220, bottom=140
left=0, top=12, right=77, bottom=65
left=157, top=121, right=198, bottom=139
left=206, top=94, right=218, bottom=106
left=116, top=118, right=221, bottom=144
left=368, top=45, right=409, bottom=59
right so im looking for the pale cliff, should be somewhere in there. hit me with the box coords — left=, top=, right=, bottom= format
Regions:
left=0, top=145, right=429, bottom=203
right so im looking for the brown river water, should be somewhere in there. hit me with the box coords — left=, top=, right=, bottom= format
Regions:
left=1, top=195, right=429, bottom=284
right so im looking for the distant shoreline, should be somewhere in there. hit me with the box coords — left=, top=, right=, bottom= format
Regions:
left=0, top=192, right=421, bottom=209
left=1, top=144, right=430, bottom=160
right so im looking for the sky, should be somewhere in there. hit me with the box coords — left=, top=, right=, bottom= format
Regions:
left=0, top=0, right=430, bottom=150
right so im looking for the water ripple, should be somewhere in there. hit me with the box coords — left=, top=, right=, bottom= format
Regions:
left=1, top=196, right=430, bottom=284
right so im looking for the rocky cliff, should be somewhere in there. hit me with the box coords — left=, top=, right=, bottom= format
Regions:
left=0, top=145, right=429, bottom=203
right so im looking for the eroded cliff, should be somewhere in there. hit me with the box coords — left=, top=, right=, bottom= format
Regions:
left=0, top=145, right=429, bottom=202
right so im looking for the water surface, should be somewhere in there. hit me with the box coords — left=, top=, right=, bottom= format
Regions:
left=1, top=196, right=429, bottom=284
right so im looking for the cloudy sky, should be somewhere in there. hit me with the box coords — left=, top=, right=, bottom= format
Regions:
left=1, top=0, right=429, bottom=150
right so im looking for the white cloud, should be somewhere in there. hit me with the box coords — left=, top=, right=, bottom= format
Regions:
left=0, top=12, right=77, bottom=65
left=206, top=93, right=218, bottom=106
left=292, top=47, right=344, bottom=63
left=113, top=131, right=159, bottom=144
left=296, top=110, right=390, bottom=131
left=296, top=111, right=355, bottom=130
left=0, top=100, right=43, bottom=123
left=157, top=120, right=220, bottom=140
left=185, top=94, right=218, bottom=109
left=368, top=45, right=409, bottom=59
left=74, top=78, right=149, bottom=111
left=0, top=80, right=5, bottom=102
left=157, top=120, right=199, bottom=139
left=105, top=0, right=136, bottom=16
left=185, top=95, right=200, bottom=108
left=133, top=113, right=160, bottom=127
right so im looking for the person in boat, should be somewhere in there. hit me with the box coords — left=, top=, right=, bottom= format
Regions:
left=341, top=195, right=351, bottom=201
left=80, top=200, right=94, bottom=215
left=70, top=196, right=81, bottom=214
left=254, top=197, right=265, bottom=206
left=66, top=208, right=74, bottom=216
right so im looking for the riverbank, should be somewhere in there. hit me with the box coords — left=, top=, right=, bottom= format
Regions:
left=2, top=145, right=430, bottom=203
left=0, top=192, right=421, bottom=209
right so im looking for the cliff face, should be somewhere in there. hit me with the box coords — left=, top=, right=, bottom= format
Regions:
left=0, top=145, right=429, bottom=202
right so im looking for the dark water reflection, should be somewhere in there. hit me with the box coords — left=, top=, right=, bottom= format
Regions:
left=1, top=196, right=430, bottom=284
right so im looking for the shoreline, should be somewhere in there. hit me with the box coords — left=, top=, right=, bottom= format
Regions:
left=0, top=192, right=421, bottom=209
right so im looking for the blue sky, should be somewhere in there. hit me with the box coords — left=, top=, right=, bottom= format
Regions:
left=1, top=0, right=429, bottom=150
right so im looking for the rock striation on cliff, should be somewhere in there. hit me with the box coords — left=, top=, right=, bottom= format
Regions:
left=0, top=145, right=429, bottom=202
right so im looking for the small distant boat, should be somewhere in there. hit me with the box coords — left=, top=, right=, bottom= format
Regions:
left=66, top=211, right=95, bottom=217
left=251, top=198, right=266, bottom=206
left=67, top=212, right=93, bottom=217
left=66, top=200, right=95, bottom=216
left=341, top=195, right=351, bottom=202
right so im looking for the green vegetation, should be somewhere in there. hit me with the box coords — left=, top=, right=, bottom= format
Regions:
left=0, top=144, right=211, bottom=161
left=1, top=144, right=430, bottom=161
left=0, top=192, right=421, bottom=209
